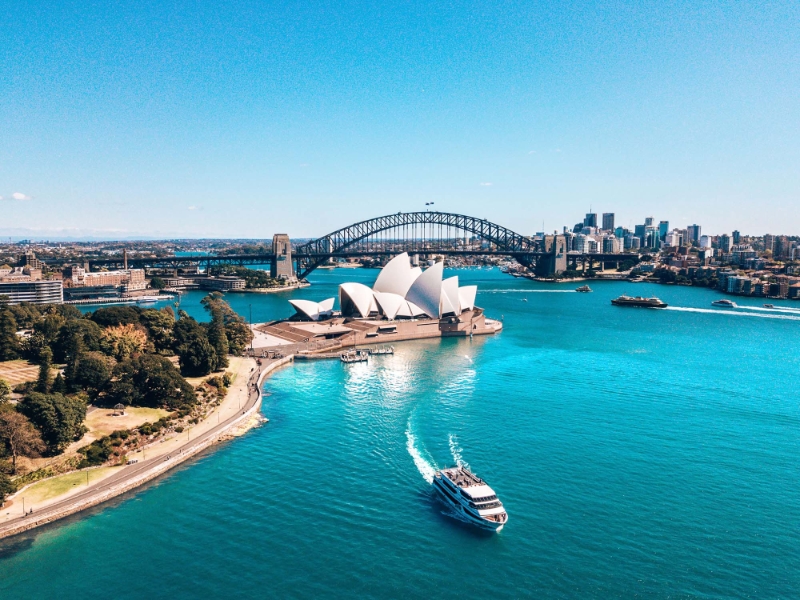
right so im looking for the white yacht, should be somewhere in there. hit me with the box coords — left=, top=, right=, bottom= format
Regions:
left=711, top=299, right=738, bottom=308
left=432, top=466, right=508, bottom=532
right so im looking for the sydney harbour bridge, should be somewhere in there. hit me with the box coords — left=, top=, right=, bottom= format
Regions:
left=85, top=211, right=637, bottom=277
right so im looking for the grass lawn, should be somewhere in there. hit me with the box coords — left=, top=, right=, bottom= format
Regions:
left=85, top=406, right=170, bottom=437
left=20, top=467, right=119, bottom=505
left=183, top=356, right=242, bottom=387
left=0, top=360, right=55, bottom=386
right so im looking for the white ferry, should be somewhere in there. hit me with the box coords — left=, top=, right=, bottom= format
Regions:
left=432, top=466, right=508, bottom=532
left=711, top=299, right=738, bottom=308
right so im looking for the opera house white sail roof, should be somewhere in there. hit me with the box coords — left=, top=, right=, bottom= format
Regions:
left=293, top=252, right=480, bottom=321
left=289, top=297, right=335, bottom=321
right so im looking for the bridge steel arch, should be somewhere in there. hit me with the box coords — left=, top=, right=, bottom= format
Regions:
left=293, top=211, right=539, bottom=279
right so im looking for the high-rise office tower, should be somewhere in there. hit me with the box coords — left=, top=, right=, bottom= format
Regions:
left=602, top=213, right=615, bottom=231
left=583, top=213, right=598, bottom=228
left=659, top=221, right=669, bottom=240
left=687, top=224, right=702, bottom=243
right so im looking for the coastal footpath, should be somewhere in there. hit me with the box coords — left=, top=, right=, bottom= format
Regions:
left=0, top=355, right=293, bottom=540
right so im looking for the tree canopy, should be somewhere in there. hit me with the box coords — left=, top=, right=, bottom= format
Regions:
left=107, top=354, right=196, bottom=410
left=173, top=316, right=218, bottom=376
left=17, top=392, right=87, bottom=454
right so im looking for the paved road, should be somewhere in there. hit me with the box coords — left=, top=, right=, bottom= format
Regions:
left=0, top=357, right=282, bottom=539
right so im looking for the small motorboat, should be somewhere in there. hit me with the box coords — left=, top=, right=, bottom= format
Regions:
left=763, top=304, right=774, bottom=309
left=575, top=285, right=592, bottom=292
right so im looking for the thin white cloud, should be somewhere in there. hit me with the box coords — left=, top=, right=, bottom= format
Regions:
left=11, top=192, right=32, bottom=200
left=299, top=163, right=309, bottom=167
left=479, top=182, right=493, bottom=187
left=187, top=205, right=198, bottom=210
left=528, top=150, right=536, bottom=155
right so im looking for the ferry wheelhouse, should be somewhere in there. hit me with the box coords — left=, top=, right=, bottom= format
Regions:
left=433, top=466, right=508, bottom=532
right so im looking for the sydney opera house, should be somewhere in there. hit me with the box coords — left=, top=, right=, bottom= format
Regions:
left=254, top=253, right=501, bottom=348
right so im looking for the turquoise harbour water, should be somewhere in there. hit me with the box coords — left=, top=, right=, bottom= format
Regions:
left=2, top=269, right=799, bottom=599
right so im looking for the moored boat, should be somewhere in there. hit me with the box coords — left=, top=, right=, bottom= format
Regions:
left=611, top=295, right=668, bottom=308
left=368, top=346, right=394, bottom=355
left=340, top=350, right=369, bottom=363
left=433, top=466, right=508, bottom=532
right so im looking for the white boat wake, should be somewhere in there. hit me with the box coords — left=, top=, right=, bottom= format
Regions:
left=478, top=289, right=576, bottom=293
left=448, top=434, right=468, bottom=468
left=665, top=306, right=800, bottom=321
left=406, top=418, right=437, bottom=484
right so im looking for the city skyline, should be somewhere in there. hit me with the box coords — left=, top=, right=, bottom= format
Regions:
left=3, top=1, right=799, bottom=238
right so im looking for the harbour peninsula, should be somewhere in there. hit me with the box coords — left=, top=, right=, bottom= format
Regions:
left=0, top=354, right=289, bottom=539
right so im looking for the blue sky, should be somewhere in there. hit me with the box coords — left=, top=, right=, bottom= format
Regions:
left=1, top=1, right=798, bottom=239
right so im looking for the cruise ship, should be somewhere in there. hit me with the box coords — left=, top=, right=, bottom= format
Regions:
left=611, top=295, right=668, bottom=308
left=432, top=466, right=508, bottom=532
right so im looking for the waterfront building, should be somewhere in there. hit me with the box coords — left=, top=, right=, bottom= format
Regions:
left=0, top=280, right=63, bottom=305
left=290, top=253, right=479, bottom=322
left=201, top=276, right=246, bottom=291
left=602, top=213, right=615, bottom=231
left=726, top=276, right=751, bottom=295
left=63, top=285, right=122, bottom=302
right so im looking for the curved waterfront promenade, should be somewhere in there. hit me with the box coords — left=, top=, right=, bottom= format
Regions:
left=0, top=355, right=294, bottom=541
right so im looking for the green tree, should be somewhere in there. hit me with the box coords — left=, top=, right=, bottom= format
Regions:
left=0, top=410, right=46, bottom=473
left=173, top=316, right=217, bottom=376
left=52, top=320, right=103, bottom=363
left=0, top=379, right=10, bottom=404
left=62, top=332, right=84, bottom=392
left=201, top=292, right=253, bottom=356
left=107, top=354, right=196, bottom=410
left=71, top=352, right=114, bottom=399
left=138, top=308, right=175, bottom=354
left=0, top=310, right=20, bottom=361
left=0, top=473, right=14, bottom=505
left=207, top=312, right=229, bottom=370
left=51, top=372, right=67, bottom=394
left=17, top=392, right=87, bottom=454
left=35, top=347, right=53, bottom=393
left=149, top=276, right=166, bottom=289
left=89, top=306, right=141, bottom=328
left=34, top=313, right=66, bottom=343
left=8, top=303, right=42, bottom=329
